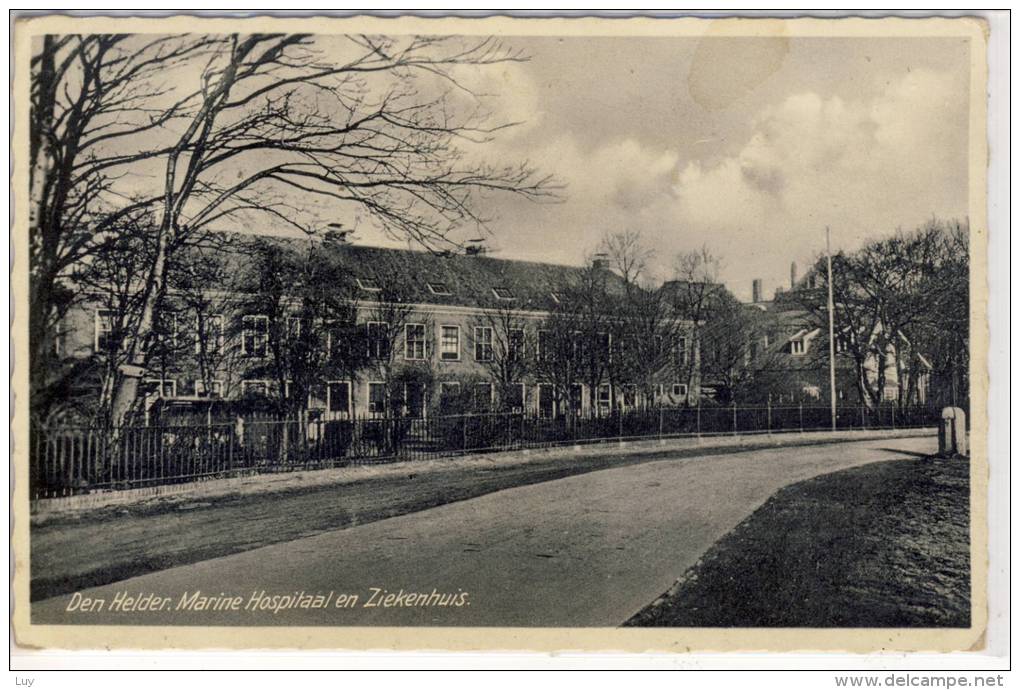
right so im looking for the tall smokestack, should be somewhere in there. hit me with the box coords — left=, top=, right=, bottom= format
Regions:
left=790, top=261, right=797, bottom=289
left=752, top=278, right=763, bottom=303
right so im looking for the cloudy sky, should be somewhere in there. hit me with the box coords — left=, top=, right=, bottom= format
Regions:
left=351, top=33, right=971, bottom=301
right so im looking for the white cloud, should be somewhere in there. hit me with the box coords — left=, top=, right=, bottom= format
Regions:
left=468, top=67, right=968, bottom=300
left=668, top=68, right=969, bottom=297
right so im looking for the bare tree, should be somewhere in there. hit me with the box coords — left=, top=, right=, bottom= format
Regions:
left=599, top=230, right=654, bottom=290
left=470, top=299, right=534, bottom=412
left=598, top=231, right=681, bottom=408
left=667, top=246, right=726, bottom=404
left=232, top=238, right=368, bottom=418
left=29, top=35, right=216, bottom=413
left=30, top=34, right=558, bottom=425
left=797, top=220, right=967, bottom=410
left=532, top=262, right=617, bottom=418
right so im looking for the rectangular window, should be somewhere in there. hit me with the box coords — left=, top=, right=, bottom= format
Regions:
left=506, top=383, right=526, bottom=412
left=195, top=314, right=224, bottom=355
left=427, top=282, right=451, bottom=296
left=492, top=287, right=514, bottom=300
left=672, top=383, right=688, bottom=398
left=474, top=327, right=494, bottom=362
left=439, top=381, right=461, bottom=410
left=791, top=339, right=806, bottom=355
left=622, top=384, right=637, bottom=408
left=287, top=316, right=303, bottom=340
left=142, top=378, right=176, bottom=399
left=94, top=309, right=117, bottom=352
left=675, top=336, right=688, bottom=365
left=508, top=328, right=526, bottom=360
left=538, top=384, right=556, bottom=418
left=242, top=380, right=269, bottom=397
left=596, top=384, right=612, bottom=411
left=366, top=321, right=389, bottom=360
left=537, top=330, right=552, bottom=361
left=439, top=325, right=460, bottom=361
left=156, top=313, right=180, bottom=350
left=327, top=381, right=351, bottom=414
left=242, top=315, right=268, bottom=357
left=194, top=380, right=224, bottom=397
left=405, top=323, right=426, bottom=360
left=368, top=382, right=386, bottom=414
left=474, top=382, right=493, bottom=409
left=571, top=383, right=585, bottom=414
left=404, top=382, right=426, bottom=418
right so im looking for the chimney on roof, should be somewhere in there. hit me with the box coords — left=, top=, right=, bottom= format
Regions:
left=752, top=278, right=763, bottom=303
left=324, top=223, right=353, bottom=244
left=591, top=252, right=609, bottom=270
left=790, top=261, right=797, bottom=289
left=465, top=238, right=487, bottom=256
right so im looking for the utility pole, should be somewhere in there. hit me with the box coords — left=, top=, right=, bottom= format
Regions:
left=826, top=226, right=837, bottom=431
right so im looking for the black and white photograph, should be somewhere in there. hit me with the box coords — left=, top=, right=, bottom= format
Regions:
left=11, top=13, right=991, bottom=657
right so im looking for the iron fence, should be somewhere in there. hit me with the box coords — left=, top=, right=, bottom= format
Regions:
left=29, top=403, right=942, bottom=500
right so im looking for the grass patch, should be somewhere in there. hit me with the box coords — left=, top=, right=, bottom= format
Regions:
left=626, top=455, right=970, bottom=627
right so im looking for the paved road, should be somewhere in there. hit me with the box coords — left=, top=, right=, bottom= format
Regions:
left=33, top=436, right=934, bottom=627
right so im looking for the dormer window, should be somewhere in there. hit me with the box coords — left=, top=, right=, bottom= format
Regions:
left=791, top=338, right=806, bottom=355
left=427, top=281, right=451, bottom=296
left=356, top=277, right=381, bottom=292
left=492, top=287, right=515, bottom=300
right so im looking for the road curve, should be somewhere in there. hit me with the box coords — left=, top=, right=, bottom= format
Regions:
left=32, top=436, right=934, bottom=628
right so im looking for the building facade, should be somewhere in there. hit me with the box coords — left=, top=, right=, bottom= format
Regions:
left=53, top=237, right=698, bottom=422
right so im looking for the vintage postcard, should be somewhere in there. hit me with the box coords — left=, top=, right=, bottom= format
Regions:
left=11, top=13, right=989, bottom=654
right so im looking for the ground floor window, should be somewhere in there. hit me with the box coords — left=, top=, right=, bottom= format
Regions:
left=438, top=381, right=461, bottom=411
left=597, top=384, right=612, bottom=413
left=504, top=383, right=525, bottom=413
left=241, top=380, right=269, bottom=397
left=194, top=379, right=223, bottom=397
left=538, top=384, right=555, bottom=418
left=404, top=382, right=427, bottom=418
left=474, top=382, right=493, bottom=410
left=570, top=383, right=585, bottom=415
left=368, top=382, right=386, bottom=414
left=143, top=378, right=176, bottom=399
left=327, top=381, right=351, bottom=414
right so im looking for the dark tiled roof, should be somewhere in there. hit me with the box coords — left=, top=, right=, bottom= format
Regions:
left=221, top=235, right=627, bottom=312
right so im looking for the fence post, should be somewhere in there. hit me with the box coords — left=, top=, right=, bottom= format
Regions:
left=618, top=409, right=624, bottom=445
left=658, top=406, right=663, bottom=443
left=732, top=402, right=737, bottom=436
left=767, top=400, right=772, bottom=436
left=696, top=400, right=702, bottom=441
left=891, top=404, right=896, bottom=430
left=860, top=405, right=866, bottom=431
left=462, top=414, right=468, bottom=453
